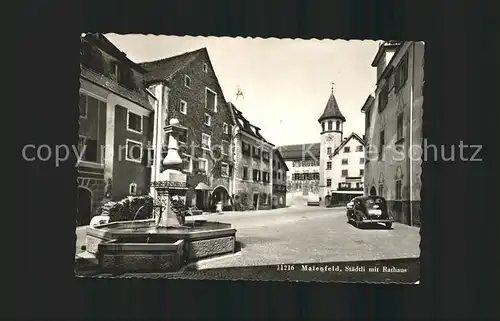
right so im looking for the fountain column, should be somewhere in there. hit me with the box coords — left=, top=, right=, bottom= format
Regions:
left=151, top=118, right=188, bottom=227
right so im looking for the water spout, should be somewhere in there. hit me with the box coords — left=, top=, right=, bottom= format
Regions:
left=132, top=204, right=148, bottom=222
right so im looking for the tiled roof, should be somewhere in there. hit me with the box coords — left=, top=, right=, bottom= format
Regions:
left=81, top=67, right=153, bottom=111
left=276, top=143, right=321, bottom=161
left=229, top=102, right=274, bottom=146
left=318, top=91, right=346, bottom=123
left=333, top=132, right=365, bottom=156
left=140, top=48, right=206, bottom=84
left=361, top=94, right=375, bottom=112
left=83, top=33, right=147, bottom=73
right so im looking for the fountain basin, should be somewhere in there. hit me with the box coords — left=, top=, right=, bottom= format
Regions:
left=86, top=218, right=237, bottom=272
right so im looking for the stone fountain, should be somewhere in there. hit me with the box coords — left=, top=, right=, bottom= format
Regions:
left=84, top=119, right=237, bottom=273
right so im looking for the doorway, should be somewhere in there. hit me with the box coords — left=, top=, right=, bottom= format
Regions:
left=369, top=186, right=377, bottom=196
left=253, top=193, right=259, bottom=209
left=77, top=187, right=92, bottom=226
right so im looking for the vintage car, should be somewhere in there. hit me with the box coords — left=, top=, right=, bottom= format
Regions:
left=347, top=196, right=393, bottom=228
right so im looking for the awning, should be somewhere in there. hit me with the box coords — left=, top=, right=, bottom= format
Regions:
left=194, top=182, right=213, bottom=191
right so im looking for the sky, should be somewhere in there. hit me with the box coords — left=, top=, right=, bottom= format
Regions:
left=105, top=34, right=380, bottom=146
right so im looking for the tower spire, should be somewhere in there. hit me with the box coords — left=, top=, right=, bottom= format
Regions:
left=331, top=81, right=334, bottom=93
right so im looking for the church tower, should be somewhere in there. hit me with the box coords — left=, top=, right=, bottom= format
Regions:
left=318, top=84, right=346, bottom=200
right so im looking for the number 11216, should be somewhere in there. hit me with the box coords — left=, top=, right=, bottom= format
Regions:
left=277, top=264, right=295, bottom=271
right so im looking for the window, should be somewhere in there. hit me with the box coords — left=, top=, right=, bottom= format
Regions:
left=182, top=154, right=192, bottom=173
left=321, top=122, right=325, bottom=132
left=198, top=158, right=208, bottom=173
left=273, top=171, right=277, bottom=179
left=395, top=53, right=409, bottom=92
left=356, top=182, right=361, bottom=189
left=205, top=87, right=217, bottom=112
left=336, top=121, right=340, bottom=131
left=201, top=134, right=211, bottom=150
left=179, top=100, right=187, bottom=114
left=379, top=184, right=384, bottom=197
left=129, top=183, right=137, bottom=196
left=356, top=145, right=363, bottom=152
left=263, top=172, right=269, bottom=183
left=360, top=158, right=365, bottom=164
left=366, top=109, right=371, bottom=127
left=397, top=113, right=404, bottom=141
left=378, top=85, right=388, bottom=112
left=253, top=169, right=261, bottom=182
left=262, top=151, right=270, bottom=162
left=78, top=135, right=98, bottom=163
left=204, top=113, right=211, bottom=126
left=327, top=147, right=332, bottom=154
left=341, top=169, right=348, bottom=177
left=221, top=163, right=229, bottom=177
left=126, top=139, right=143, bottom=163
left=127, top=111, right=143, bottom=134
left=326, top=162, right=332, bottom=170
left=328, top=121, right=332, bottom=131
left=326, top=179, right=332, bottom=187
left=344, top=146, right=350, bottom=153
left=360, top=169, right=364, bottom=176
left=341, top=159, right=348, bottom=165
left=79, top=93, right=87, bottom=118
left=184, top=75, right=191, bottom=88
left=242, top=166, right=249, bottom=180
left=110, top=61, right=120, bottom=80
left=241, top=141, right=250, bottom=156
left=223, top=122, right=229, bottom=134
left=202, top=62, right=208, bottom=73
left=222, top=140, right=230, bottom=155
left=379, top=130, right=385, bottom=160
left=178, top=127, right=188, bottom=145
left=396, top=180, right=402, bottom=200
left=278, top=172, right=281, bottom=180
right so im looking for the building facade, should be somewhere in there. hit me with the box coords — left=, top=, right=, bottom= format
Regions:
left=278, top=143, right=320, bottom=194
left=141, top=48, right=236, bottom=212
left=230, top=102, right=275, bottom=210
left=272, top=149, right=289, bottom=208
left=317, top=89, right=365, bottom=203
left=362, top=41, right=424, bottom=226
left=77, top=33, right=156, bottom=226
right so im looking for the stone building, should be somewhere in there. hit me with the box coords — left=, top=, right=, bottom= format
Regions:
left=229, top=102, right=275, bottom=210
left=272, top=148, right=289, bottom=208
left=141, top=48, right=236, bottom=211
left=277, top=143, right=321, bottom=193
left=77, top=33, right=156, bottom=226
left=361, top=41, right=424, bottom=226
left=316, top=88, right=366, bottom=203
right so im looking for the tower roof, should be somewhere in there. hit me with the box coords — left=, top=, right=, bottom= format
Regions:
left=317, top=91, right=346, bottom=123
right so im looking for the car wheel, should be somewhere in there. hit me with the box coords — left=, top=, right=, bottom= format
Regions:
left=355, top=216, right=361, bottom=228
left=385, top=222, right=392, bottom=229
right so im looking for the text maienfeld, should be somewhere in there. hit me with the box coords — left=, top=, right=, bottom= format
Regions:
left=300, top=264, right=409, bottom=273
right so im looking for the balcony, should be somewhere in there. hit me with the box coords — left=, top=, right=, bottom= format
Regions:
left=337, top=186, right=364, bottom=192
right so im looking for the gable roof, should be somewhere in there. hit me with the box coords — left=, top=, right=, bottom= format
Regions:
left=276, top=143, right=321, bottom=161
left=229, top=102, right=273, bottom=146
left=333, top=132, right=365, bottom=156
left=361, top=94, right=375, bottom=112
left=83, top=33, right=147, bottom=73
left=318, top=91, right=346, bottom=123
left=140, top=47, right=231, bottom=117
left=140, top=48, right=205, bottom=84
left=273, top=148, right=289, bottom=171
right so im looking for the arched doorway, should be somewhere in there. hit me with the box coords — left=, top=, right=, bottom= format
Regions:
left=369, top=186, right=377, bottom=196
left=77, top=187, right=92, bottom=226
left=212, top=185, right=231, bottom=210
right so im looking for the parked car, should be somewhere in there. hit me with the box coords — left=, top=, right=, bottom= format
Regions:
left=346, top=200, right=354, bottom=217
left=347, top=196, right=393, bottom=228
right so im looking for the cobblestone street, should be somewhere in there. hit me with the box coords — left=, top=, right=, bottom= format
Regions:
left=186, top=203, right=420, bottom=271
